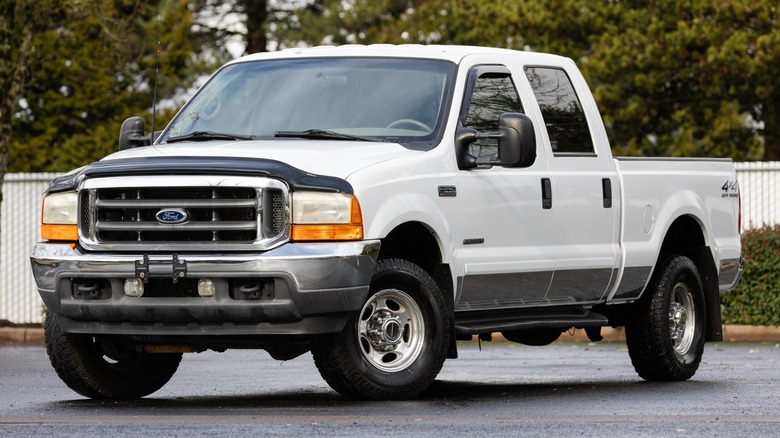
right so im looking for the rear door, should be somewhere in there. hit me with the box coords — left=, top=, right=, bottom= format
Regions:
left=522, top=65, right=620, bottom=303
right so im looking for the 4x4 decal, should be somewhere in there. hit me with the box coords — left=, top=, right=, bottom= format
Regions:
left=722, top=180, right=739, bottom=198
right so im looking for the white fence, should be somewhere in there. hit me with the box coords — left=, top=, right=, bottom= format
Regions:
left=2, top=164, right=779, bottom=324
left=734, top=162, right=780, bottom=231
left=1, top=173, right=60, bottom=324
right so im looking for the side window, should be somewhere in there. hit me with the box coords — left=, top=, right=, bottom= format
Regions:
left=462, top=69, right=524, bottom=160
left=524, top=67, right=594, bottom=154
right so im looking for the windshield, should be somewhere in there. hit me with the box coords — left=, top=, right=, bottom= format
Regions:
left=160, top=57, right=455, bottom=144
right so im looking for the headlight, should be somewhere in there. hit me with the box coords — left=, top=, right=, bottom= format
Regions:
left=41, top=191, right=79, bottom=241
left=290, top=191, right=363, bottom=241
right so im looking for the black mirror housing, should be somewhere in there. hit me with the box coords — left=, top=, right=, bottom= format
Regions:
left=497, top=112, right=536, bottom=168
left=454, top=126, right=478, bottom=170
left=118, top=116, right=151, bottom=150
left=455, top=113, right=537, bottom=170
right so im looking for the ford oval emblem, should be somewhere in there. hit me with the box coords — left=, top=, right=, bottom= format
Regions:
left=156, top=208, right=189, bottom=224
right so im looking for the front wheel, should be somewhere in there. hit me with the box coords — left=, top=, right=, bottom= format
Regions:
left=45, top=312, right=182, bottom=399
left=312, top=258, right=451, bottom=400
left=625, top=255, right=706, bottom=381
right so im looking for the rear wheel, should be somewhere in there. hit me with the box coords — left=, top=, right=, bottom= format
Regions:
left=312, top=258, right=451, bottom=400
left=45, top=312, right=182, bottom=399
left=625, top=255, right=706, bottom=381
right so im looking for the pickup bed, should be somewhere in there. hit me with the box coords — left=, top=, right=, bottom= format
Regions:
left=32, top=45, right=743, bottom=400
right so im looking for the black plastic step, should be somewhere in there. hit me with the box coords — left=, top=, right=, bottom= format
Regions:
left=454, top=306, right=609, bottom=336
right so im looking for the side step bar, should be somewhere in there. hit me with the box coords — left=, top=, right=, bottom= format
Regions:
left=454, top=306, right=609, bottom=337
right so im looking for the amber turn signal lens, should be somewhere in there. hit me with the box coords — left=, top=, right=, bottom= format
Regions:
left=291, top=224, right=364, bottom=241
left=41, top=224, right=79, bottom=241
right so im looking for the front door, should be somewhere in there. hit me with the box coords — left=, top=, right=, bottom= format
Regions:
left=454, top=63, right=555, bottom=311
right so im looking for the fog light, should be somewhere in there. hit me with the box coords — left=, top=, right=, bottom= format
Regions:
left=198, top=278, right=216, bottom=297
left=124, top=278, right=144, bottom=297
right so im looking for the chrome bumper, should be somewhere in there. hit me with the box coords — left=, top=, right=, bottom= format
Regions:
left=31, top=240, right=379, bottom=336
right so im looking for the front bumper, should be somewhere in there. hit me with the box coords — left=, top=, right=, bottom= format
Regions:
left=31, top=240, right=379, bottom=336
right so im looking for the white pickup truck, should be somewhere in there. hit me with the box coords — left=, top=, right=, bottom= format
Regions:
left=32, top=45, right=743, bottom=400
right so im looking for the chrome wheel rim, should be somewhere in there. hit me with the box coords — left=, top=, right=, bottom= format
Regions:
left=357, top=288, right=425, bottom=372
left=669, top=282, right=696, bottom=356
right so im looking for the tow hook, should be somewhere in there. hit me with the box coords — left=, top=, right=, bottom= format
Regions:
left=133, top=254, right=188, bottom=283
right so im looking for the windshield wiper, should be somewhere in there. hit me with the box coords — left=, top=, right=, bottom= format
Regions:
left=165, top=131, right=255, bottom=143
left=274, top=129, right=379, bottom=142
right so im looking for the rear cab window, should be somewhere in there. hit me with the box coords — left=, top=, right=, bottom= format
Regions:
left=524, top=66, right=595, bottom=156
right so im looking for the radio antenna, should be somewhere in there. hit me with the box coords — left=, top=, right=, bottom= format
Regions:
left=150, top=3, right=162, bottom=144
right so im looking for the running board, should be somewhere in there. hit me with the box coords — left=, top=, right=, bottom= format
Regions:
left=454, top=306, right=609, bottom=337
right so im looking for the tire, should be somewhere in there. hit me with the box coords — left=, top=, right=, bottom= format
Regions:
left=44, top=312, right=182, bottom=399
left=311, top=258, right=451, bottom=400
left=625, top=255, right=706, bottom=381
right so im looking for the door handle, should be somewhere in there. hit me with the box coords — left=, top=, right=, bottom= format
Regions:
left=602, top=178, right=612, bottom=208
left=541, top=178, right=552, bottom=209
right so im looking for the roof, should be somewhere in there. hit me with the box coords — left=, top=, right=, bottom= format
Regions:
left=229, top=44, right=572, bottom=66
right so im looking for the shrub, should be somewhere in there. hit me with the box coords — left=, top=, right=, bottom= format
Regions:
left=721, top=225, right=780, bottom=326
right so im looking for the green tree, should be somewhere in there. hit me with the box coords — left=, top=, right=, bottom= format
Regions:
left=274, top=0, right=779, bottom=161
left=579, top=1, right=774, bottom=160
left=275, top=0, right=415, bottom=47
left=0, top=0, right=65, bottom=185
left=8, top=0, right=207, bottom=173
left=0, top=0, right=67, bottom=255
left=8, top=0, right=779, bottom=170
left=191, top=0, right=329, bottom=54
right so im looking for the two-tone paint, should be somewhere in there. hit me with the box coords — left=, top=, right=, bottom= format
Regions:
left=32, top=45, right=742, bottom=339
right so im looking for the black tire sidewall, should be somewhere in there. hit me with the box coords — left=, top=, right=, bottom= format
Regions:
left=75, top=335, right=181, bottom=398
left=313, top=257, right=451, bottom=399
left=347, top=260, right=448, bottom=390
left=45, top=312, right=182, bottom=399
left=656, top=257, right=706, bottom=369
left=626, top=255, right=707, bottom=381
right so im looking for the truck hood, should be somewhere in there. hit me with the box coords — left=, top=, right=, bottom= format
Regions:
left=101, top=139, right=423, bottom=180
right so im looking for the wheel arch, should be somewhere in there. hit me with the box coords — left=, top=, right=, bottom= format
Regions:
left=379, top=221, right=458, bottom=358
left=655, top=215, right=722, bottom=342
left=379, top=222, right=442, bottom=270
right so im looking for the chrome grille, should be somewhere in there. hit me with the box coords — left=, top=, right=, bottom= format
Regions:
left=271, top=190, right=285, bottom=235
left=80, top=192, right=91, bottom=237
left=78, top=176, right=289, bottom=250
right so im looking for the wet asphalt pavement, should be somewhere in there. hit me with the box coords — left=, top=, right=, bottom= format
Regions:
left=1, top=341, right=779, bottom=437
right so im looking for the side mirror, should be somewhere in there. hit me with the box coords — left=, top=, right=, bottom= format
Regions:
left=496, top=112, right=536, bottom=168
left=118, top=116, right=151, bottom=150
left=454, top=112, right=537, bottom=170
left=454, top=126, right=479, bottom=170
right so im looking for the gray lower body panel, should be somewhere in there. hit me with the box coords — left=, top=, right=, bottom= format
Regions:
left=611, top=266, right=653, bottom=300
left=455, top=268, right=620, bottom=311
